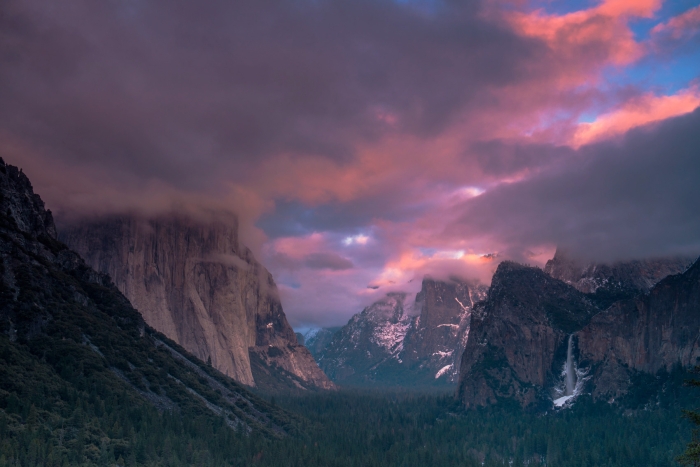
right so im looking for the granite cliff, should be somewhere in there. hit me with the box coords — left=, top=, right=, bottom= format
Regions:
left=317, top=278, right=487, bottom=386
left=577, top=258, right=700, bottom=400
left=545, top=248, right=692, bottom=307
left=61, top=216, right=333, bottom=390
left=0, top=158, right=294, bottom=450
left=457, top=262, right=599, bottom=408
left=402, top=278, right=488, bottom=381
left=457, top=258, right=700, bottom=409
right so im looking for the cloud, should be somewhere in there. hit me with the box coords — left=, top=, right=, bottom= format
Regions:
left=651, top=4, right=700, bottom=41
left=0, top=0, right=546, bottom=210
left=304, top=252, right=354, bottom=271
left=446, top=107, right=700, bottom=262
left=571, top=87, right=700, bottom=147
left=1, top=0, right=695, bottom=329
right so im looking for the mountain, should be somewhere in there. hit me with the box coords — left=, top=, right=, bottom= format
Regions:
left=577, top=258, right=700, bottom=400
left=544, top=248, right=693, bottom=308
left=317, top=278, right=487, bottom=386
left=457, top=258, right=700, bottom=409
left=318, top=292, right=411, bottom=384
left=402, top=278, right=488, bottom=381
left=457, top=262, right=599, bottom=408
left=0, top=159, right=296, bottom=464
left=60, top=216, right=333, bottom=391
left=301, top=327, right=341, bottom=359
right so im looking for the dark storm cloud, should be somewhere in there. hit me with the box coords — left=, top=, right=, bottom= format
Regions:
left=257, top=191, right=431, bottom=240
left=471, top=140, right=574, bottom=178
left=447, top=108, right=700, bottom=262
left=304, top=252, right=354, bottom=271
left=0, top=0, right=541, bottom=202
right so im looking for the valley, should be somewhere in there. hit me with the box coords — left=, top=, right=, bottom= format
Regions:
left=0, top=156, right=698, bottom=466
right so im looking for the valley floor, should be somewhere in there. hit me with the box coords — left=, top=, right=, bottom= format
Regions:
left=2, top=368, right=697, bottom=466
left=266, top=377, right=694, bottom=467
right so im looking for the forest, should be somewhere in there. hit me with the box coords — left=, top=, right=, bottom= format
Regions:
left=1, top=357, right=697, bottom=467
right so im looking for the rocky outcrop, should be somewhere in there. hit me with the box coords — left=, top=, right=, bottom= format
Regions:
left=402, top=278, right=487, bottom=381
left=318, top=278, right=487, bottom=386
left=457, top=258, right=700, bottom=409
left=457, top=262, right=599, bottom=408
left=318, top=292, right=411, bottom=384
left=60, top=216, right=332, bottom=390
left=545, top=248, right=692, bottom=307
left=576, top=258, right=700, bottom=400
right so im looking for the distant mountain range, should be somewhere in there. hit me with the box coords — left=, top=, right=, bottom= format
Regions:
left=3, top=152, right=697, bottom=419
left=303, top=248, right=697, bottom=408
left=308, top=278, right=488, bottom=387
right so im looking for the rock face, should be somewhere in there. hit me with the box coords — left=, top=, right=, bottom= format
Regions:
left=302, top=327, right=341, bottom=359
left=577, top=258, right=700, bottom=400
left=402, top=279, right=487, bottom=381
left=318, top=278, right=487, bottom=386
left=0, top=158, right=291, bottom=437
left=457, top=258, right=700, bottom=408
left=60, top=216, right=333, bottom=390
left=457, top=262, right=599, bottom=408
left=544, top=248, right=692, bottom=307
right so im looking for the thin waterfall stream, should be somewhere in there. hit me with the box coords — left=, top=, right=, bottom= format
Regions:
left=565, top=334, right=577, bottom=396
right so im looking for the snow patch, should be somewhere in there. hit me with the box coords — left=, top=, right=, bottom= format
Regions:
left=435, top=365, right=453, bottom=379
left=553, top=395, right=574, bottom=407
left=455, top=297, right=470, bottom=313
left=371, top=319, right=410, bottom=353
left=303, top=328, right=321, bottom=341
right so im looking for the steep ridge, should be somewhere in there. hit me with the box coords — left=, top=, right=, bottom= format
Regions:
left=318, top=278, right=487, bottom=386
left=61, top=216, right=332, bottom=390
left=318, top=293, right=411, bottom=384
left=0, top=159, right=295, bottom=461
left=457, top=258, right=700, bottom=409
left=545, top=248, right=692, bottom=308
left=402, top=278, right=488, bottom=382
left=302, top=327, right=341, bottom=359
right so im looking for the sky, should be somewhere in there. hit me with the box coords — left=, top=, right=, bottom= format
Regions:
left=1, top=0, right=699, bottom=329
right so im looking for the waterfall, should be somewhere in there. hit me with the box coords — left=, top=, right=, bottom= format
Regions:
left=565, top=334, right=576, bottom=396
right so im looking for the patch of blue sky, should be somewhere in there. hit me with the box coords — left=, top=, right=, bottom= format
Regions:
left=418, top=247, right=438, bottom=257
left=526, top=107, right=584, bottom=132
left=630, top=0, right=700, bottom=41
left=256, top=200, right=317, bottom=238
left=524, top=0, right=597, bottom=15
left=577, top=111, right=598, bottom=124
left=604, top=50, right=700, bottom=94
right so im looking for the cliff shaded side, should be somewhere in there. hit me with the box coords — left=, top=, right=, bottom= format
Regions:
left=61, top=216, right=332, bottom=390
left=545, top=248, right=693, bottom=308
left=402, top=278, right=488, bottom=381
left=458, top=258, right=700, bottom=409
left=457, top=262, right=599, bottom=408
left=318, top=293, right=411, bottom=385
left=317, top=278, right=487, bottom=386
left=577, top=257, right=700, bottom=400
left=0, top=158, right=296, bottom=464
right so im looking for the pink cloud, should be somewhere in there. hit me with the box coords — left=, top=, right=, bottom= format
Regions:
left=572, top=87, right=700, bottom=146
left=651, top=4, right=700, bottom=40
